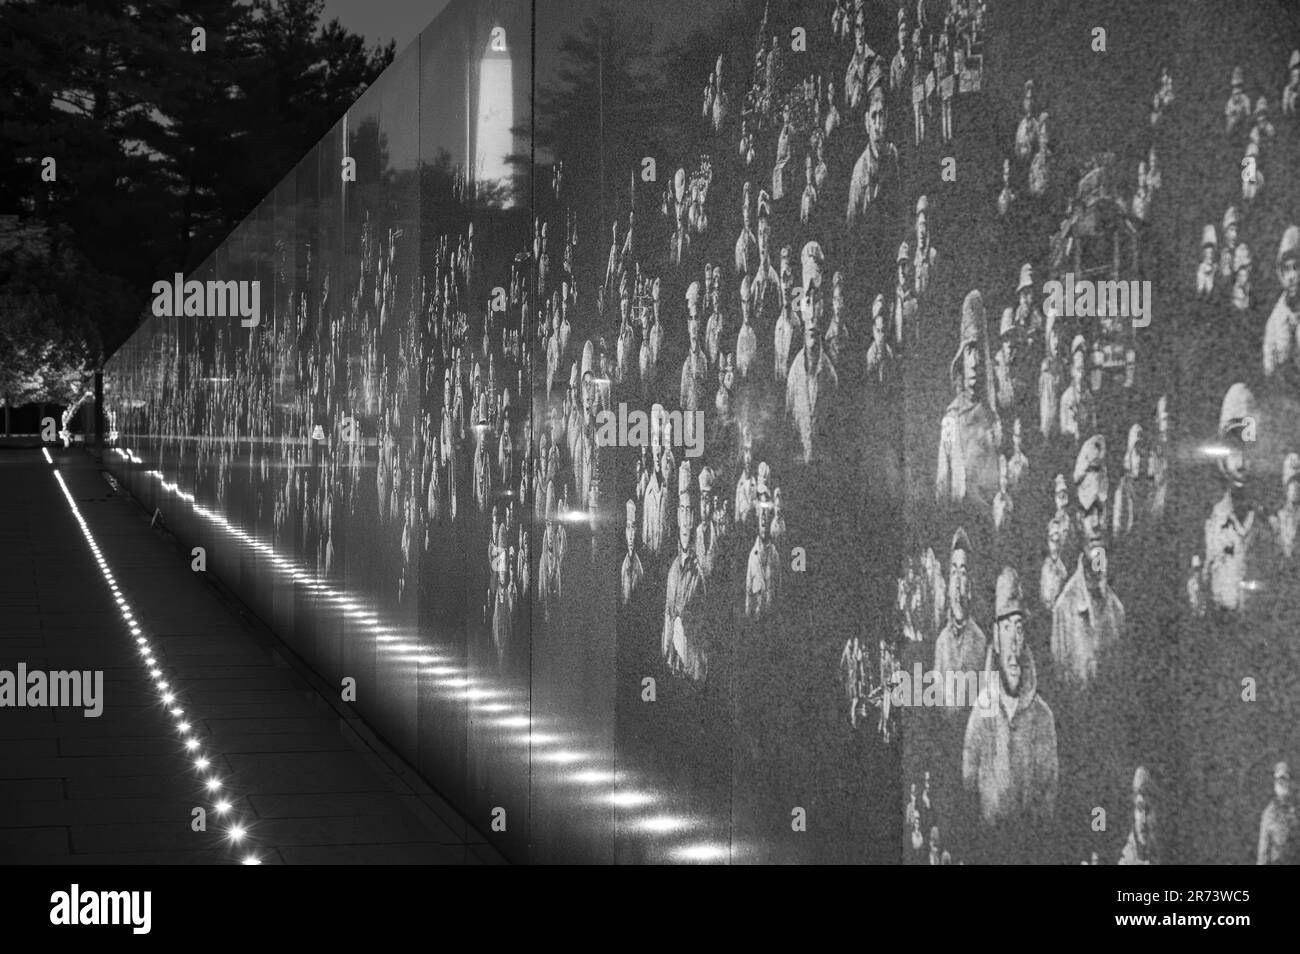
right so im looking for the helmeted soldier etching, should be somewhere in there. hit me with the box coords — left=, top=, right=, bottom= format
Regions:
left=772, top=103, right=794, bottom=201
left=1241, top=140, right=1264, bottom=205
left=1219, top=205, right=1242, bottom=283
left=735, top=181, right=758, bottom=276
left=913, top=195, right=938, bottom=298
left=1052, top=435, right=1126, bottom=688
left=1112, top=423, right=1147, bottom=540
left=694, top=467, right=721, bottom=580
left=936, top=290, right=1000, bottom=509
left=1226, top=66, right=1252, bottom=134
left=1231, top=241, right=1254, bottom=312
left=1203, top=383, right=1269, bottom=612
left=1058, top=335, right=1096, bottom=445
left=800, top=153, right=817, bottom=225
left=1014, top=81, right=1038, bottom=160
left=1262, top=224, right=1300, bottom=386
left=1271, top=453, right=1300, bottom=561
left=963, top=567, right=1059, bottom=826
left=1014, top=263, right=1045, bottom=343
left=995, top=307, right=1027, bottom=419
left=890, top=8, right=910, bottom=92
left=1118, top=766, right=1161, bottom=864
left=745, top=487, right=781, bottom=620
left=1284, top=51, right=1300, bottom=116
left=1257, top=761, right=1297, bottom=865
left=824, top=270, right=849, bottom=368
left=864, top=295, right=897, bottom=389
left=539, top=481, right=561, bottom=621
left=664, top=489, right=707, bottom=680
left=786, top=242, right=839, bottom=465
left=735, top=423, right=757, bottom=528
left=1028, top=112, right=1051, bottom=197
left=894, top=241, right=918, bottom=351
left=1195, top=224, right=1218, bottom=300
left=997, top=158, right=1017, bottom=217
left=932, top=528, right=987, bottom=715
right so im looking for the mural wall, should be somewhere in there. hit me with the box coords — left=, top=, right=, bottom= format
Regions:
left=104, top=0, right=1300, bottom=864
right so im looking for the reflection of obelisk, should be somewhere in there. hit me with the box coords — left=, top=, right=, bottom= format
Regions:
left=475, top=25, right=515, bottom=206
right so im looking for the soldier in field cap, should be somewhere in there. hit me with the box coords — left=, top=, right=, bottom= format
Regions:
left=1052, top=435, right=1126, bottom=688
left=933, top=527, right=986, bottom=717
left=1203, top=382, right=1268, bottom=612
left=1271, top=452, right=1300, bottom=561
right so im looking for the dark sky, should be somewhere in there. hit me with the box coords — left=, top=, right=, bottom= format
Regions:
left=322, top=0, right=451, bottom=53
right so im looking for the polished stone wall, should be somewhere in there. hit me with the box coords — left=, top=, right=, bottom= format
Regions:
left=104, top=0, right=1300, bottom=865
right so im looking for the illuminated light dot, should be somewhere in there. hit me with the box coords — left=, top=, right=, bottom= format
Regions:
left=177, top=722, right=191, bottom=733
left=163, top=693, right=174, bottom=704
left=206, top=778, right=221, bottom=792
left=242, top=855, right=261, bottom=865
left=184, top=738, right=199, bottom=751
left=156, top=682, right=168, bottom=691
left=171, top=708, right=183, bottom=717
left=228, top=824, right=246, bottom=842
left=194, top=757, right=209, bottom=770
left=215, top=800, right=232, bottom=814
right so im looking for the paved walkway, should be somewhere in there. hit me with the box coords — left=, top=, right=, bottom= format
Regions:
left=0, top=447, right=502, bottom=864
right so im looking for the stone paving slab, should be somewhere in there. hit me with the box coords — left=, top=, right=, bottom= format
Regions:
left=0, top=448, right=502, bottom=865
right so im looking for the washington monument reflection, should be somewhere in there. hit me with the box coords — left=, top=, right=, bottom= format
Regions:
left=475, top=25, right=515, bottom=206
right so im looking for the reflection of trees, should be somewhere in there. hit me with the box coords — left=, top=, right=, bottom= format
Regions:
left=535, top=7, right=668, bottom=225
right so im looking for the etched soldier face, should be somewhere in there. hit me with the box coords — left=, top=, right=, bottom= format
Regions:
left=867, top=93, right=887, bottom=146
left=1048, top=529, right=1061, bottom=558
left=1201, top=244, right=1215, bottom=265
left=805, top=313, right=823, bottom=368
left=1081, top=501, right=1107, bottom=547
left=1133, top=793, right=1153, bottom=847
left=1287, top=481, right=1300, bottom=506
left=1277, top=774, right=1292, bottom=801
left=962, top=344, right=980, bottom=394
left=758, top=499, right=773, bottom=541
left=1224, top=432, right=1248, bottom=485
left=948, top=548, right=970, bottom=621
left=678, top=503, right=695, bottom=552
left=700, top=491, right=714, bottom=525
left=1225, top=222, right=1239, bottom=247
left=873, top=311, right=886, bottom=346
left=1279, top=256, right=1299, bottom=305
left=996, top=613, right=1025, bottom=694
left=916, top=212, right=928, bottom=246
